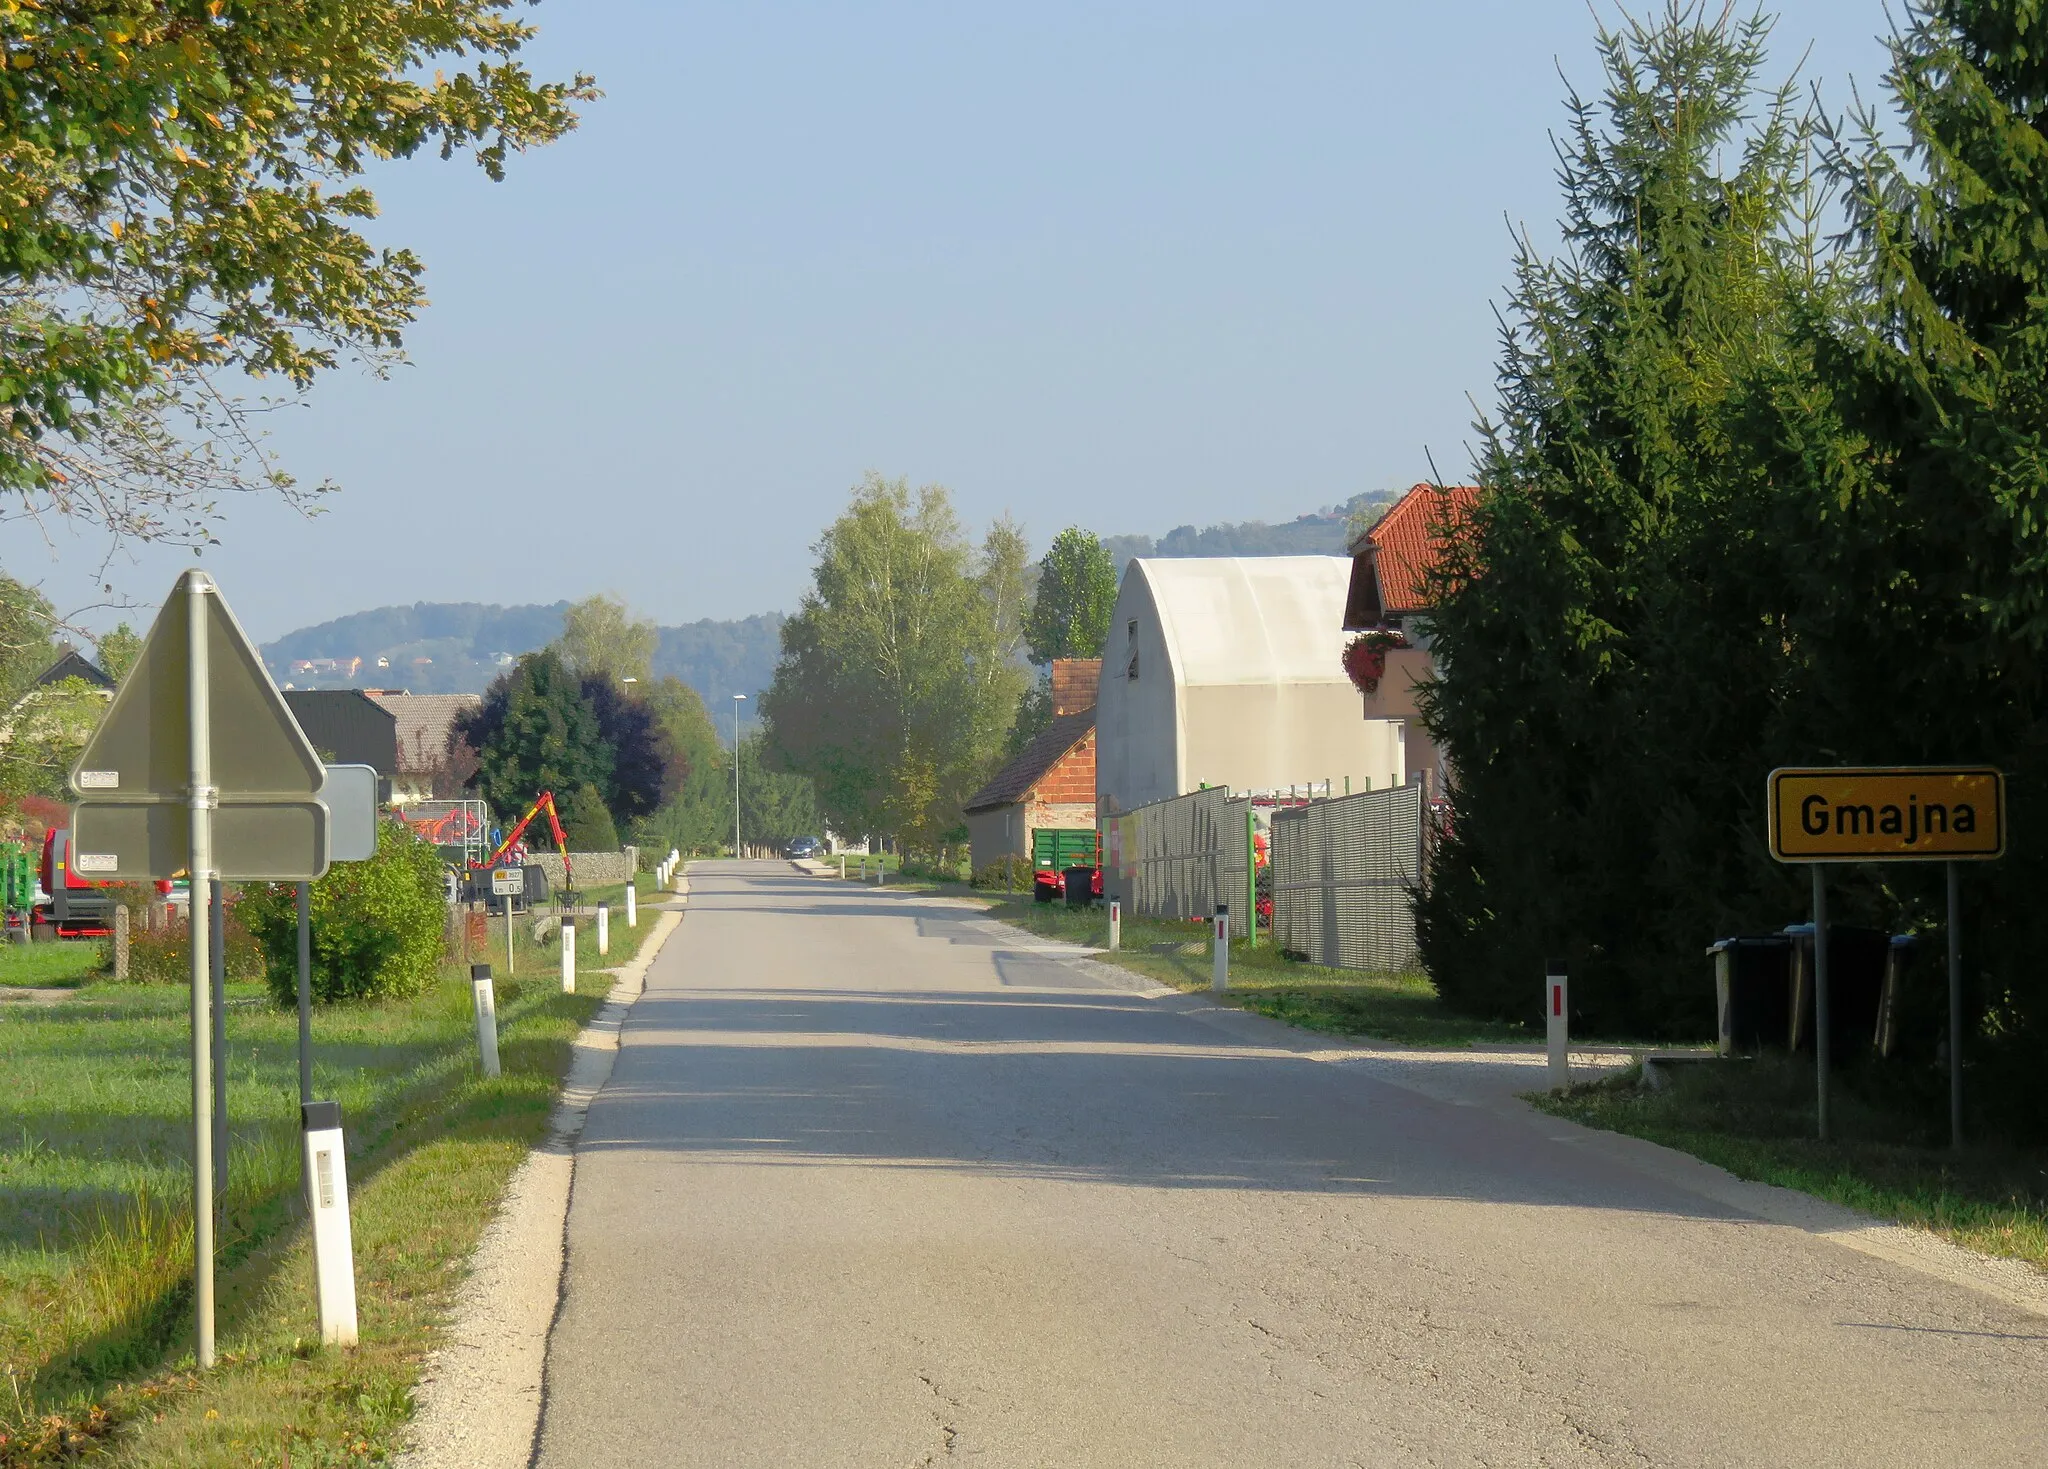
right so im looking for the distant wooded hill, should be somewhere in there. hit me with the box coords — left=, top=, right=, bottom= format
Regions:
left=259, top=490, right=1408, bottom=704
left=262, top=603, right=785, bottom=724
left=1100, top=487, right=1402, bottom=574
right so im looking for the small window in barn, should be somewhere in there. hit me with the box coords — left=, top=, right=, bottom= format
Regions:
left=1126, top=651, right=1139, bottom=680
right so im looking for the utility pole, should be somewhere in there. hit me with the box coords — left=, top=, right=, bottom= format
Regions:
left=732, top=693, right=747, bottom=858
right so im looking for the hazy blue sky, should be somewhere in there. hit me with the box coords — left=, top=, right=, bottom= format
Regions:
left=18, top=2, right=1893, bottom=642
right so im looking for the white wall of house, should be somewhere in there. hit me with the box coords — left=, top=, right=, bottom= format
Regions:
left=1096, top=557, right=1404, bottom=814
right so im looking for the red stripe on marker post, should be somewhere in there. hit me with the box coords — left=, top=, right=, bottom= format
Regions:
left=1545, top=961, right=1569, bottom=1089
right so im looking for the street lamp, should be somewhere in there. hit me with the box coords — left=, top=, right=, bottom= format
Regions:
left=732, top=694, right=746, bottom=858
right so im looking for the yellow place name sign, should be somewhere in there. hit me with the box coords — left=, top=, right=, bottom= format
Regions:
left=1768, top=766, right=2005, bottom=863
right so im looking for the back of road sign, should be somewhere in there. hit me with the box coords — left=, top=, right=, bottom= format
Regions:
left=322, top=765, right=379, bottom=864
left=68, top=574, right=329, bottom=881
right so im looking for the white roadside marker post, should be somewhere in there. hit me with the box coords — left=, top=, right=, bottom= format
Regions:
left=1212, top=904, right=1230, bottom=992
left=300, top=1101, right=358, bottom=1346
left=1546, top=960, right=1570, bottom=1089
left=840, top=854, right=847, bottom=881
left=1108, top=900, right=1121, bottom=953
left=625, top=881, right=637, bottom=929
left=471, top=964, right=500, bottom=1078
left=597, top=901, right=610, bottom=958
left=560, top=917, right=576, bottom=993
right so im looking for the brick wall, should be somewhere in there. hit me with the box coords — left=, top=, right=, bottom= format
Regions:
left=1032, top=730, right=1096, bottom=807
left=1051, top=658, right=1101, bottom=717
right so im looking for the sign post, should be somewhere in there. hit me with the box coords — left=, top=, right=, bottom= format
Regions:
left=492, top=867, right=522, bottom=976
left=68, top=571, right=330, bottom=1368
left=186, top=578, right=216, bottom=1368
left=1768, top=766, right=2004, bottom=1147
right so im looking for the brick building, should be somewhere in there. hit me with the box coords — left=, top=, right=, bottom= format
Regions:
left=962, top=659, right=1100, bottom=872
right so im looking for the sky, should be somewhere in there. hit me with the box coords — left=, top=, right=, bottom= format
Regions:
left=14, top=2, right=1895, bottom=644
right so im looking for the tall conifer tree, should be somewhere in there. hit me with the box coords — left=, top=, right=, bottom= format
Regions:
left=1421, top=4, right=1828, bottom=1032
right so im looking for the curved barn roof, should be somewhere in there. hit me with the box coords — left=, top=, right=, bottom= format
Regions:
left=1133, top=556, right=1354, bottom=688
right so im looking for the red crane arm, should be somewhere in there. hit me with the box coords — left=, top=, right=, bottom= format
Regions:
left=483, top=790, right=573, bottom=887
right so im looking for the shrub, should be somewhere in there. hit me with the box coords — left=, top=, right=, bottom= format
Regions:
left=124, top=900, right=265, bottom=985
left=241, top=820, right=448, bottom=1005
left=971, top=855, right=1032, bottom=891
left=558, top=781, right=620, bottom=851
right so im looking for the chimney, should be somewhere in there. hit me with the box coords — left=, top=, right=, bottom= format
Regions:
left=1050, top=658, right=1101, bottom=717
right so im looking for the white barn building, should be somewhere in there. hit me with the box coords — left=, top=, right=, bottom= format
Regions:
left=1094, top=556, right=1407, bottom=815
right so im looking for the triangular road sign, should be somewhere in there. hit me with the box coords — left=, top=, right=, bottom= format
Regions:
left=73, top=570, right=322, bottom=800
left=68, top=571, right=329, bottom=880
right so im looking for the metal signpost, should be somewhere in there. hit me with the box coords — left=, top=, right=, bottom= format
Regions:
left=492, top=867, right=524, bottom=975
left=1767, top=766, right=2005, bottom=1147
left=69, top=571, right=330, bottom=1369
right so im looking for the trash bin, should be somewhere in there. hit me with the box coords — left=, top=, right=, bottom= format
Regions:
left=1783, top=923, right=1890, bottom=1058
left=1873, top=934, right=1916, bottom=1059
left=1062, top=865, right=1096, bottom=908
left=1709, top=935, right=1792, bottom=1055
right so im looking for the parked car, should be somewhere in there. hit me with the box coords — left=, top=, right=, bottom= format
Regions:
left=785, top=835, right=823, bottom=860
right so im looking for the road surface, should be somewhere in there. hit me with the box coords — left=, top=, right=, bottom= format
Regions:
left=533, top=862, right=2048, bottom=1467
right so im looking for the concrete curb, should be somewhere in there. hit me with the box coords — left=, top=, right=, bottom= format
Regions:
left=396, top=902, right=684, bottom=1469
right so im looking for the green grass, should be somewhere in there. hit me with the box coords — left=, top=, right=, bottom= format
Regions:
left=0, top=940, right=105, bottom=990
left=456, top=871, right=657, bottom=978
left=1534, top=1056, right=2048, bottom=1270
left=0, top=905, right=667, bottom=1467
left=978, top=896, right=1535, bottom=1047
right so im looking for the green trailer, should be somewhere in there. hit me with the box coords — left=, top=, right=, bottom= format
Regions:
left=2, top=840, right=32, bottom=935
left=1031, top=827, right=1098, bottom=873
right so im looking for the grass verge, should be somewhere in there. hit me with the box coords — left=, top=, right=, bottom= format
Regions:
left=974, top=896, right=1534, bottom=1047
left=0, top=899, right=667, bottom=1467
left=1533, top=1056, right=2048, bottom=1270
left=0, top=940, right=105, bottom=989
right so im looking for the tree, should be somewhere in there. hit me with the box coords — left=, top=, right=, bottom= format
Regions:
left=1009, top=526, right=1115, bottom=756
left=761, top=474, right=1030, bottom=854
left=1023, top=528, right=1117, bottom=663
left=0, top=4, right=594, bottom=550
left=244, top=819, right=446, bottom=1004
left=1418, top=3, right=1829, bottom=1034
left=555, top=595, right=658, bottom=684
left=95, top=623, right=140, bottom=682
left=580, top=673, right=678, bottom=823
left=0, top=677, right=107, bottom=798
left=456, top=649, right=611, bottom=823
left=557, top=781, right=621, bottom=852
left=1789, top=0, right=2048, bottom=1128
left=0, top=575, right=56, bottom=701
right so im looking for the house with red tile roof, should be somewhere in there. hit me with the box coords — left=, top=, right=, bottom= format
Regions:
left=1341, top=483, right=1479, bottom=792
left=963, top=659, right=1100, bottom=872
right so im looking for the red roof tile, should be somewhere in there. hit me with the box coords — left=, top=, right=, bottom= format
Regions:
left=1346, top=483, right=1478, bottom=622
left=963, top=708, right=1096, bottom=814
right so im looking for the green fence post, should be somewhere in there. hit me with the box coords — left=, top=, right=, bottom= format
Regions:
left=1245, top=806, right=1257, bottom=950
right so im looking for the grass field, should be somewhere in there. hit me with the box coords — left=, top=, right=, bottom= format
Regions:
left=1534, top=1056, right=2048, bottom=1271
left=978, top=896, right=1535, bottom=1047
left=0, top=940, right=105, bottom=990
left=0, top=878, right=667, bottom=1467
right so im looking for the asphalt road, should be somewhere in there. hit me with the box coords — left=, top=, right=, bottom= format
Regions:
left=533, top=862, right=2048, bottom=1467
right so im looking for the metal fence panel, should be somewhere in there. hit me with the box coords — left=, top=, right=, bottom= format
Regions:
left=1108, top=787, right=1250, bottom=921
left=1270, top=783, right=1424, bottom=971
